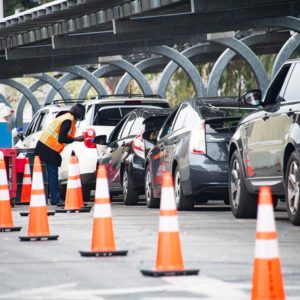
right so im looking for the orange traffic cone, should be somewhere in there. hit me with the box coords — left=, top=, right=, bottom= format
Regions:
left=251, top=186, right=285, bottom=300
left=56, top=155, right=90, bottom=213
left=79, top=165, right=127, bottom=257
left=141, top=171, right=199, bottom=276
left=19, top=156, right=59, bottom=241
left=16, top=157, right=31, bottom=205
left=0, top=154, right=22, bottom=232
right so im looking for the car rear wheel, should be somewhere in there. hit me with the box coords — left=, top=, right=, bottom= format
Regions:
left=145, top=165, right=160, bottom=208
left=285, top=152, right=300, bottom=225
left=229, top=150, right=257, bottom=218
left=174, top=166, right=194, bottom=211
left=82, top=183, right=91, bottom=202
left=122, top=168, right=139, bottom=205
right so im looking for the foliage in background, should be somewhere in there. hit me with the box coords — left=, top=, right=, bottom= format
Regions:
left=4, top=0, right=52, bottom=16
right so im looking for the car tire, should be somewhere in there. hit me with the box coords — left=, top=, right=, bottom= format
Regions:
left=82, top=183, right=91, bottom=202
left=174, top=166, right=194, bottom=211
left=122, top=167, right=139, bottom=205
left=223, top=194, right=230, bottom=205
left=145, top=165, right=160, bottom=208
left=229, top=150, right=257, bottom=218
left=285, top=151, right=300, bottom=225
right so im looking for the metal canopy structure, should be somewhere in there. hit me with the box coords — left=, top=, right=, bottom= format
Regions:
left=1, top=1, right=300, bottom=125
left=0, top=0, right=300, bottom=78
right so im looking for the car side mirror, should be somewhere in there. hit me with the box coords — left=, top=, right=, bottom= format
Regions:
left=93, top=135, right=107, bottom=145
left=142, top=129, right=158, bottom=142
left=243, top=89, right=262, bottom=106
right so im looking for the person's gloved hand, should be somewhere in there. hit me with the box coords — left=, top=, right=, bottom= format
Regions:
left=74, top=135, right=84, bottom=142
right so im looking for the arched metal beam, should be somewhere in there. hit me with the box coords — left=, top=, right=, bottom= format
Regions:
left=112, top=60, right=152, bottom=95
left=78, top=65, right=114, bottom=99
left=0, top=79, right=40, bottom=128
left=46, top=73, right=78, bottom=104
left=207, top=32, right=284, bottom=96
left=207, top=38, right=268, bottom=96
left=157, top=43, right=219, bottom=97
left=272, top=33, right=300, bottom=78
left=116, top=57, right=169, bottom=94
left=138, top=46, right=205, bottom=97
left=16, top=74, right=71, bottom=127
left=47, top=66, right=107, bottom=102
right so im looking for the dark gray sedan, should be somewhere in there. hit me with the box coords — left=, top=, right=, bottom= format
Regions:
left=145, top=97, right=253, bottom=210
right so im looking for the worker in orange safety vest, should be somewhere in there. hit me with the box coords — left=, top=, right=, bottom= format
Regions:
left=35, top=104, right=85, bottom=205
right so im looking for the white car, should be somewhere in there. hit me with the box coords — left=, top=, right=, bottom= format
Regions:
left=16, top=96, right=170, bottom=201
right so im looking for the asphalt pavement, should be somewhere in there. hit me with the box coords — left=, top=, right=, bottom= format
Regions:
left=0, top=200, right=299, bottom=300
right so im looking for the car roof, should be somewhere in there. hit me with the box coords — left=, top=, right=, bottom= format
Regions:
left=84, top=97, right=169, bottom=106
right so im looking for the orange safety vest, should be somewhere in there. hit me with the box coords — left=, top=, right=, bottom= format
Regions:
left=39, top=113, right=76, bottom=153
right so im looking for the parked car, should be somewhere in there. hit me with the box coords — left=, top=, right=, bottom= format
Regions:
left=145, top=97, right=254, bottom=210
left=229, top=59, right=300, bottom=225
left=16, top=95, right=170, bottom=201
left=96, top=107, right=172, bottom=205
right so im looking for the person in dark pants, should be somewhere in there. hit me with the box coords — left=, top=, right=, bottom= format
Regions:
left=35, top=104, right=85, bottom=205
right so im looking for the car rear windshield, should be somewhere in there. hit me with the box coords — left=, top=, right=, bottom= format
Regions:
left=196, top=103, right=253, bottom=119
left=93, top=105, right=166, bottom=126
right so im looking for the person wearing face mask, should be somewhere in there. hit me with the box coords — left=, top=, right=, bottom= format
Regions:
left=35, top=104, right=86, bottom=205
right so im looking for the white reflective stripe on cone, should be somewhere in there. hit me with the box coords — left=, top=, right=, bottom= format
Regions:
left=0, top=151, right=3, bottom=159
left=67, top=179, right=78, bottom=189
left=94, top=204, right=112, bottom=218
left=0, top=169, right=8, bottom=184
left=95, top=178, right=110, bottom=198
left=68, top=163, right=77, bottom=177
left=254, top=239, right=280, bottom=259
left=159, top=216, right=179, bottom=232
left=24, top=164, right=31, bottom=174
left=160, top=187, right=176, bottom=210
left=256, top=205, right=276, bottom=232
left=22, top=177, right=31, bottom=184
left=0, top=189, right=10, bottom=201
left=30, top=194, right=46, bottom=207
left=31, top=173, right=44, bottom=190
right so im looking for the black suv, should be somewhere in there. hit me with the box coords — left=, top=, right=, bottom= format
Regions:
left=95, top=107, right=172, bottom=205
left=229, top=59, right=300, bottom=225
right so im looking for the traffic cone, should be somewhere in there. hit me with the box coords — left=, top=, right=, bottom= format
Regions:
left=251, top=186, right=285, bottom=300
left=15, top=157, right=31, bottom=205
left=0, top=155, right=22, bottom=232
left=19, top=156, right=59, bottom=241
left=141, top=171, right=199, bottom=276
left=79, top=165, right=127, bottom=257
left=56, top=155, right=91, bottom=213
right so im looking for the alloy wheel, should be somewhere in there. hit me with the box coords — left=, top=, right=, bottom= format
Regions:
left=230, top=158, right=241, bottom=209
left=123, top=170, right=128, bottom=200
left=287, top=160, right=300, bottom=216
left=145, top=169, right=152, bottom=204
left=174, top=170, right=181, bottom=206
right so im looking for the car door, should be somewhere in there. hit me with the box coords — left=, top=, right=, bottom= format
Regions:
left=245, top=63, right=293, bottom=178
left=102, top=113, right=137, bottom=188
left=149, top=109, right=179, bottom=195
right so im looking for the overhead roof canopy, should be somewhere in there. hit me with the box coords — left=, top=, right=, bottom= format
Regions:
left=0, top=0, right=300, bottom=78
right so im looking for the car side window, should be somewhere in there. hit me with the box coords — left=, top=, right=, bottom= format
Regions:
left=129, top=116, right=145, bottom=136
left=283, top=63, right=300, bottom=102
left=25, top=113, right=40, bottom=136
left=263, top=64, right=291, bottom=106
left=119, top=113, right=136, bottom=139
left=159, top=109, right=178, bottom=138
left=184, top=105, right=200, bottom=129
left=35, top=111, right=48, bottom=132
left=172, top=104, right=189, bottom=131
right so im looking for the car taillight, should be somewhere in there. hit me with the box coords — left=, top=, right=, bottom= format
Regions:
left=190, top=121, right=206, bottom=154
left=132, top=134, right=145, bottom=158
left=83, top=128, right=96, bottom=149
